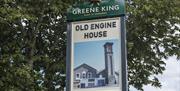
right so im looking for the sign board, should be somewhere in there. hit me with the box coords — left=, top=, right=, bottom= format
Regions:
left=67, top=0, right=125, bottom=21
left=71, top=17, right=122, bottom=91
left=66, top=0, right=127, bottom=91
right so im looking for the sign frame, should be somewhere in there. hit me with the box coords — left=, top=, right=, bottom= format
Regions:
left=66, top=0, right=127, bottom=91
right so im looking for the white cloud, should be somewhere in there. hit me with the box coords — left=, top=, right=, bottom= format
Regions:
left=130, top=56, right=180, bottom=91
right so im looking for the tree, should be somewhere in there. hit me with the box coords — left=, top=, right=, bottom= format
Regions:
left=0, top=0, right=72, bottom=90
left=126, top=0, right=180, bottom=90
left=0, top=0, right=179, bottom=91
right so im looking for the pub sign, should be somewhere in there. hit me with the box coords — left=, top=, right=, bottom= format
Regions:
left=66, top=0, right=127, bottom=91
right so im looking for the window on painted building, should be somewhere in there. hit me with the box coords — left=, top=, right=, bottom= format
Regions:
left=82, top=72, right=86, bottom=78
left=76, top=73, right=80, bottom=79
left=107, top=46, right=111, bottom=52
left=87, top=72, right=92, bottom=78
left=88, top=79, right=95, bottom=82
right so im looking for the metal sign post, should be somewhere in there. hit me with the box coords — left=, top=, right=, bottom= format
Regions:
left=66, top=0, right=127, bottom=91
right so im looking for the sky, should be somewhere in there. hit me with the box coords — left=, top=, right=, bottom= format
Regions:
left=130, top=56, right=180, bottom=91
left=74, top=39, right=120, bottom=72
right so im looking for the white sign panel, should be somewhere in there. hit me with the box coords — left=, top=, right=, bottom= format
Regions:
left=70, top=17, right=122, bottom=91
left=72, top=17, right=121, bottom=43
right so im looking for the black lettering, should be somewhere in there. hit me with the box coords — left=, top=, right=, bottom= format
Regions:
left=112, top=22, right=116, bottom=27
left=107, top=22, right=112, bottom=28
left=100, top=23, right=104, bottom=29
left=91, top=24, right=95, bottom=30
left=94, top=31, right=98, bottom=38
left=89, top=32, right=93, bottom=38
left=84, top=33, right=89, bottom=39
left=84, top=24, right=89, bottom=30
left=95, top=23, right=99, bottom=29
left=76, top=25, right=80, bottom=31
left=103, top=31, right=107, bottom=37
left=83, top=31, right=107, bottom=39
left=98, top=31, right=103, bottom=37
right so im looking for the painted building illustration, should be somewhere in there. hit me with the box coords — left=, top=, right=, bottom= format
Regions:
left=73, top=64, right=106, bottom=88
left=73, top=42, right=119, bottom=88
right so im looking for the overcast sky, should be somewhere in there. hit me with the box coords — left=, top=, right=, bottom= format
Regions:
left=130, top=56, right=180, bottom=91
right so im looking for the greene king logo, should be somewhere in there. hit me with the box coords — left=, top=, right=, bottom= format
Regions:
left=72, top=5, right=120, bottom=15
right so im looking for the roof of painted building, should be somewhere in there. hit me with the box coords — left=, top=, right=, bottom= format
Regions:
left=74, top=63, right=97, bottom=72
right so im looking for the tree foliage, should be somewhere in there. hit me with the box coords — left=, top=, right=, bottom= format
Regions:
left=0, top=0, right=71, bottom=90
left=0, top=0, right=179, bottom=91
left=127, top=0, right=180, bottom=90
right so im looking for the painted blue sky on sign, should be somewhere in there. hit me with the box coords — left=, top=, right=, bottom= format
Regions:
left=74, top=39, right=120, bottom=72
